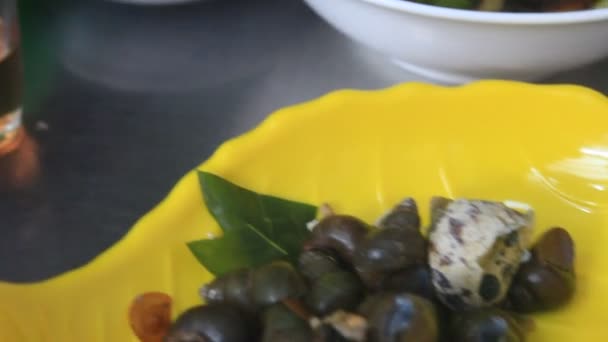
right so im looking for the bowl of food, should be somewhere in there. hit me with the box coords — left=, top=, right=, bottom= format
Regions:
left=303, top=0, right=608, bottom=83
left=0, top=81, right=607, bottom=341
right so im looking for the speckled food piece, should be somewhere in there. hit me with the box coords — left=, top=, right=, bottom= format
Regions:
left=429, top=198, right=533, bottom=310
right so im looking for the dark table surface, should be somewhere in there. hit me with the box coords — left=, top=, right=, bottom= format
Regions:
left=1, top=0, right=607, bottom=282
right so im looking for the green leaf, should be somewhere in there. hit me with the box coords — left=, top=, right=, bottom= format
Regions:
left=188, top=171, right=317, bottom=275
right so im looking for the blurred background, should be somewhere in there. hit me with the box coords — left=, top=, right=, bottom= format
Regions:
left=1, top=0, right=606, bottom=282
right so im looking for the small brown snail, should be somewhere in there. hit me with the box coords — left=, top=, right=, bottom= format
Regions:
left=504, top=227, right=576, bottom=313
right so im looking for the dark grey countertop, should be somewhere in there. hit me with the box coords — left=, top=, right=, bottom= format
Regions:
left=1, top=0, right=606, bottom=282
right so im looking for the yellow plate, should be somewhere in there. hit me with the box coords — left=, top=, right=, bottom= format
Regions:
left=1, top=81, right=607, bottom=341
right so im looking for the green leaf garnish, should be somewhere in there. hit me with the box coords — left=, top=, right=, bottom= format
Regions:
left=187, top=172, right=317, bottom=275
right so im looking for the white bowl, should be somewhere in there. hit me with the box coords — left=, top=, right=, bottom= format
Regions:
left=304, top=0, right=608, bottom=83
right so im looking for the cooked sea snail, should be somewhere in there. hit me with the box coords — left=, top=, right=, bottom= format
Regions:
left=429, top=198, right=534, bottom=309
left=261, top=303, right=312, bottom=342
left=133, top=196, right=577, bottom=342
left=379, top=264, right=435, bottom=301
left=298, top=248, right=344, bottom=283
left=375, top=198, right=421, bottom=232
left=360, top=292, right=439, bottom=342
left=354, top=198, right=427, bottom=289
left=200, top=261, right=307, bottom=311
left=306, top=270, right=365, bottom=315
left=164, top=304, right=257, bottom=342
left=449, top=308, right=531, bottom=342
left=304, top=214, right=371, bottom=264
left=504, top=227, right=576, bottom=313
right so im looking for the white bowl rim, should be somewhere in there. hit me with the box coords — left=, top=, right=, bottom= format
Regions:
left=358, top=0, right=608, bottom=24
